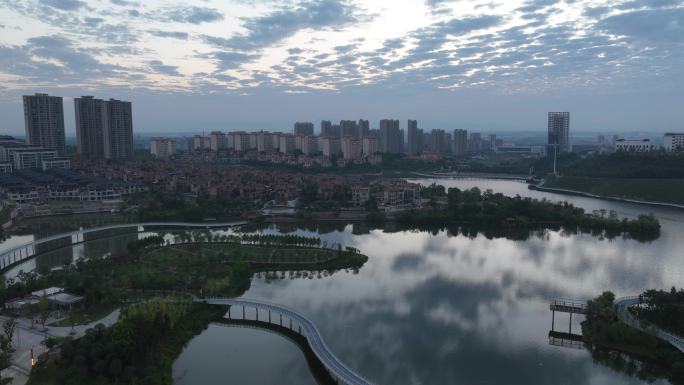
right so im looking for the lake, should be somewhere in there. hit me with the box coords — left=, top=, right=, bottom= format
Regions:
left=3, top=179, right=683, bottom=384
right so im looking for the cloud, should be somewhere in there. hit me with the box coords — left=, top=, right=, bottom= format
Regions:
left=0, top=35, right=121, bottom=84
left=163, top=6, right=224, bottom=24
left=39, top=0, right=86, bottom=11
left=215, top=0, right=363, bottom=51
left=110, top=0, right=139, bottom=6
left=148, top=30, right=189, bottom=40
left=598, top=7, right=684, bottom=43
left=148, top=60, right=181, bottom=76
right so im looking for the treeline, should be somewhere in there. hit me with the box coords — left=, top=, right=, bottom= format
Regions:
left=126, top=235, right=164, bottom=254
left=239, top=233, right=322, bottom=248
left=634, top=288, right=684, bottom=337
left=396, top=186, right=661, bottom=241
left=29, top=300, right=224, bottom=385
left=131, top=192, right=249, bottom=222
left=561, top=152, right=684, bottom=179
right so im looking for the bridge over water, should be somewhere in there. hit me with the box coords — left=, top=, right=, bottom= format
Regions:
left=199, top=297, right=372, bottom=385
left=0, top=221, right=247, bottom=272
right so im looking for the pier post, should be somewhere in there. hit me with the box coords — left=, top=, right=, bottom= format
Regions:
left=569, top=312, right=572, bottom=333
left=280, top=314, right=282, bottom=326
left=256, top=308, right=258, bottom=321
left=551, top=310, right=555, bottom=331
left=243, top=305, right=245, bottom=320
left=269, top=310, right=271, bottom=323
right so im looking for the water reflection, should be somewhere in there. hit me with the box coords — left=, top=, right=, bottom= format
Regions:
left=2, top=180, right=683, bottom=384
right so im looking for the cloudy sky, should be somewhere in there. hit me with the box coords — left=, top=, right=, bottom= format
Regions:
left=0, top=0, right=683, bottom=135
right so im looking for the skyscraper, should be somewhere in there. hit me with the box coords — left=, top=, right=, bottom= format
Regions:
left=294, top=122, right=314, bottom=136
left=379, top=119, right=402, bottom=154
left=340, top=120, right=358, bottom=138
left=75, top=96, right=105, bottom=159
left=453, top=129, right=468, bottom=156
left=23, top=93, right=65, bottom=154
left=103, top=99, right=133, bottom=161
left=407, top=119, right=422, bottom=155
left=358, top=119, right=370, bottom=137
left=548, top=112, right=570, bottom=153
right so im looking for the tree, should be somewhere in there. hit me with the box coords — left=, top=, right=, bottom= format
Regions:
left=36, top=295, right=50, bottom=331
left=2, top=319, right=16, bottom=352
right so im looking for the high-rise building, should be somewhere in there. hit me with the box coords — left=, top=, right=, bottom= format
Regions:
left=321, top=120, right=334, bottom=136
left=430, top=129, right=447, bottom=154
left=453, top=129, right=468, bottom=156
left=548, top=112, right=570, bottom=153
left=210, top=131, right=226, bottom=151
left=407, top=119, right=422, bottom=155
left=294, top=122, right=314, bottom=136
left=102, top=99, right=134, bottom=161
left=468, top=132, right=482, bottom=153
left=358, top=119, right=370, bottom=137
left=23, top=93, right=65, bottom=154
left=74, top=96, right=105, bottom=159
left=379, top=119, right=402, bottom=154
left=340, top=120, right=358, bottom=138
left=75, top=96, right=133, bottom=160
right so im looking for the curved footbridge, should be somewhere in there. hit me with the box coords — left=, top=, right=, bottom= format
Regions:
left=198, top=297, right=372, bottom=385
left=549, top=297, right=684, bottom=353
left=0, top=221, right=247, bottom=271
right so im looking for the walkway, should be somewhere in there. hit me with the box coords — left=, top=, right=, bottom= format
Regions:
left=533, top=181, right=684, bottom=211
left=197, top=297, right=372, bottom=385
left=0, top=221, right=247, bottom=271
left=615, top=296, right=684, bottom=353
left=549, top=296, right=684, bottom=354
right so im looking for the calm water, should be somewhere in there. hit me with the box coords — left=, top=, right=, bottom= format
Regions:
left=3, top=180, right=683, bottom=384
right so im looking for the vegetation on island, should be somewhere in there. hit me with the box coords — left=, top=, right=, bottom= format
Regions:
left=581, top=291, right=684, bottom=384
left=27, top=300, right=226, bottom=385
left=393, top=185, right=661, bottom=241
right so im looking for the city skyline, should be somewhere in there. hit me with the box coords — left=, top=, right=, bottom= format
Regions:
left=1, top=0, right=683, bottom=134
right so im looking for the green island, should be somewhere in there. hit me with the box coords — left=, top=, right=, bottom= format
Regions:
left=582, top=290, right=684, bottom=384
left=0, top=234, right=368, bottom=385
left=388, top=185, right=661, bottom=241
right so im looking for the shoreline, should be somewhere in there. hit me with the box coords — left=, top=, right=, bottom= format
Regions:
left=409, top=172, right=684, bottom=211
left=531, top=183, right=684, bottom=211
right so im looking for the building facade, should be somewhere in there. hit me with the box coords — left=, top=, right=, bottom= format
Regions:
left=453, top=129, right=468, bottom=156
left=379, top=119, right=403, bottom=154
left=23, top=93, right=65, bottom=155
left=102, top=99, right=133, bottom=161
left=294, top=122, right=314, bottom=136
left=614, top=138, right=657, bottom=152
left=74, top=96, right=105, bottom=159
left=664, top=133, right=684, bottom=152
left=548, top=112, right=570, bottom=153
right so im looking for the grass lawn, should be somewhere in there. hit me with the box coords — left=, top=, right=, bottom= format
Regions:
left=545, top=176, right=684, bottom=205
left=50, top=303, right=118, bottom=327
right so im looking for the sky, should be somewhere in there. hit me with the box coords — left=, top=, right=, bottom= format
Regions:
left=0, top=0, right=683, bottom=135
